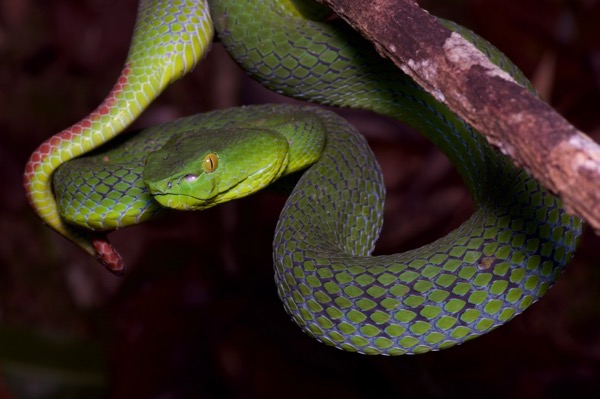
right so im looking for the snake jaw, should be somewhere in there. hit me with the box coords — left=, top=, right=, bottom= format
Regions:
left=146, top=175, right=220, bottom=211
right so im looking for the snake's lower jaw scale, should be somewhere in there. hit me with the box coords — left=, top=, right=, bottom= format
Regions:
left=92, top=235, right=125, bottom=276
left=152, top=194, right=176, bottom=210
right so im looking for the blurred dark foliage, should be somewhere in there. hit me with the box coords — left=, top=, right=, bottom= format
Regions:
left=1, top=0, right=600, bottom=398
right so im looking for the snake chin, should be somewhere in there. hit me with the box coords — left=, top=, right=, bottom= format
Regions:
left=151, top=192, right=217, bottom=211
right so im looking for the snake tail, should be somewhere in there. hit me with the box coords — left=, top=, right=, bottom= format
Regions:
left=23, top=0, right=214, bottom=273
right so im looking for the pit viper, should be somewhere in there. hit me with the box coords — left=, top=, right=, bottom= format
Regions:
left=24, top=0, right=581, bottom=355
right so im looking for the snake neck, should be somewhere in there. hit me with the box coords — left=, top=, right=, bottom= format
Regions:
left=237, top=110, right=329, bottom=176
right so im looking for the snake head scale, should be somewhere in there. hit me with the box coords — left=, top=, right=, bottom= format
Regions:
left=143, top=128, right=290, bottom=210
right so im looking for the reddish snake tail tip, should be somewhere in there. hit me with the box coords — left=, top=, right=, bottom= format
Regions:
left=92, top=235, right=126, bottom=276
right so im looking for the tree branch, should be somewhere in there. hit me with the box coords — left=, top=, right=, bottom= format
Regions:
left=317, top=0, right=600, bottom=234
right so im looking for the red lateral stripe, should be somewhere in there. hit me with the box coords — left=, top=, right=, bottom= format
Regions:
left=26, top=63, right=134, bottom=173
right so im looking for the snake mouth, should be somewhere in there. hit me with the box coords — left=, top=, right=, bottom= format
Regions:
left=144, top=171, right=220, bottom=210
left=150, top=190, right=220, bottom=211
left=149, top=167, right=275, bottom=211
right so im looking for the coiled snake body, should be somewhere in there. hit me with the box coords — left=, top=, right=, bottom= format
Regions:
left=24, top=0, right=581, bottom=355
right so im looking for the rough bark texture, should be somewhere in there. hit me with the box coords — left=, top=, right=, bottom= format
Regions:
left=317, top=0, right=600, bottom=233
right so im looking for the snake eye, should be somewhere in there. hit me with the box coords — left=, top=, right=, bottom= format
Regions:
left=202, top=153, right=218, bottom=174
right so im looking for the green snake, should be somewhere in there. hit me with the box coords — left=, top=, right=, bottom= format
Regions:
left=23, top=0, right=582, bottom=355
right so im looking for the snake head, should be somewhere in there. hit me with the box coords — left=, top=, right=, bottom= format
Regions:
left=143, top=128, right=289, bottom=210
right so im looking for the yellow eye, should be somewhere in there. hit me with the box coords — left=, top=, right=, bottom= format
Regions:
left=202, top=153, right=218, bottom=173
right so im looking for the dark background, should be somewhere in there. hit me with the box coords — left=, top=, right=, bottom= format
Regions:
left=1, top=0, right=600, bottom=397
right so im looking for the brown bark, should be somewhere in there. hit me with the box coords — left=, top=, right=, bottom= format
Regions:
left=317, top=0, right=600, bottom=234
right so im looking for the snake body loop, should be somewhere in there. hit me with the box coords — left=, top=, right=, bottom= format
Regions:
left=205, top=0, right=581, bottom=354
left=29, top=0, right=582, bottom=355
